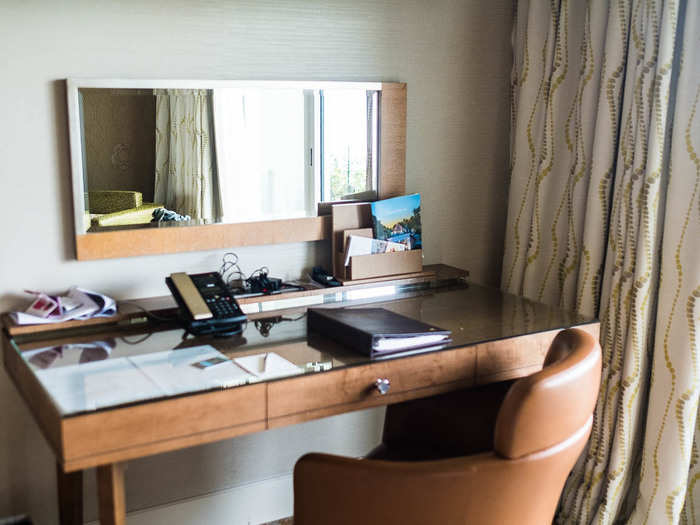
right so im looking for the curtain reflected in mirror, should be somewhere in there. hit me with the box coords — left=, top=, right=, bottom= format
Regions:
left=154, top=89, right=218, bottom=222
left=77, top=84, right=379, bottom=233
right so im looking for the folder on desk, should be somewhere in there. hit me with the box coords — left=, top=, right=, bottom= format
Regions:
left=307, top=307, right=451, bottom=357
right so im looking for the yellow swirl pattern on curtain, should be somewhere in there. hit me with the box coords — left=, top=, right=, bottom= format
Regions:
left=504, top=0, right=700, bottom=523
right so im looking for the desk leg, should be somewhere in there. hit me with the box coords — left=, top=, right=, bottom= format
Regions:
left=56, top=463, right=83, bottom=525
left=97, top=463, right=126, bottom=525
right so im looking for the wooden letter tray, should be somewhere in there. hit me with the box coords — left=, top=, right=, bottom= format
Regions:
left=331, top=202, right=426, bottom=284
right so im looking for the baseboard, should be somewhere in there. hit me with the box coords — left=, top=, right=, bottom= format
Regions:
left=86, top=473, right=293, bottom=525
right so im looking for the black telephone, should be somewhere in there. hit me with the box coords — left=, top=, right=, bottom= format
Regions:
left=166, top=272, right=247, bottom=336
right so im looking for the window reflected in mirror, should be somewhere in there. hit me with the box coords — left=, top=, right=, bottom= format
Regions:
left=77, top=84, right=380, bottom=233
left=321, top=89, right=378, bottom=202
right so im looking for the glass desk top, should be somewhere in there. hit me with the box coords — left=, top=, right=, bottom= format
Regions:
left=8, top=283, right=595, bottom=417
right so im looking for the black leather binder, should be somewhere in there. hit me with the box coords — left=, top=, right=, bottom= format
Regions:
left=307, top=307, right=452, bottom=356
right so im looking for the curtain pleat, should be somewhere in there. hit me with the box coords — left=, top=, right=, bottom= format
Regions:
left=154, top=89, right=218, bottom=222
left=633, top=2, right=700, bottom=521
left=503, top=0, right=700, bottom=522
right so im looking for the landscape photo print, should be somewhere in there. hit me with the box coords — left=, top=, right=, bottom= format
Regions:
left=370, top=193, right=422, bottom=249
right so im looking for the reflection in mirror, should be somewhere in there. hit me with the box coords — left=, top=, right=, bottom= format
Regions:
left=74, top=82, right=381, bottom=234
left=321, top=89, right=378, bottom=202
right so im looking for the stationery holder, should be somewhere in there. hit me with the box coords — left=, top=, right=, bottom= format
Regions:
left=330, top=202, right=428, bottom=284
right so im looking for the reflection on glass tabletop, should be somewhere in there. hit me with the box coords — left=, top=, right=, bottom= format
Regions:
left=11, top=284, right=594, bottom=417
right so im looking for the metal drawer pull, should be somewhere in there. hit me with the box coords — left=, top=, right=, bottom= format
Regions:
left=374, top=378, right=391, bottom=395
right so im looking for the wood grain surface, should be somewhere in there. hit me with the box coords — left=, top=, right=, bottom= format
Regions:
left=60, top=384, right=266, bottom=472
left=268, top=344, right=477, bottom=420
left=379, top=83, right=407, bottom=199
left=97, top=463, right=126, bottom=525
left=74, top=82, right=407, bottom=261
left=76, top=215, right=331, bottom=260
left=56, top=463, right=82, bottom=525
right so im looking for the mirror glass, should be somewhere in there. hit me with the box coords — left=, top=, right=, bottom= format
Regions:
left=70, top=81, right=381, bottom=234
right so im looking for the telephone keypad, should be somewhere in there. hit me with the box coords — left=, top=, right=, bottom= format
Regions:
left=204, top=293, right=241, bottom=319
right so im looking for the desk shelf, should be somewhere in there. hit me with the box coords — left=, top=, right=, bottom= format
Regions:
left=2, top=264, right=468, bottom=339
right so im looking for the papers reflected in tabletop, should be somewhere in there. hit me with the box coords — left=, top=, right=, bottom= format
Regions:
left=129, top=345, right=255, bottom=393
left=32, top=345, right=263, bottom=415
left=234, top=353, right=302, bottom=380
left=35, top=358, right=163, bottom=415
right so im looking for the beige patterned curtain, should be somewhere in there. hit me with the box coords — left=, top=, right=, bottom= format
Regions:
left=503, top=0, right=700, bottom=523
left=154, top=89, right=219, bottom=222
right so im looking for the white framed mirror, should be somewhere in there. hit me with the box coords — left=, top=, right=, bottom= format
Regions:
left=66, top=79, right=406, bottom=259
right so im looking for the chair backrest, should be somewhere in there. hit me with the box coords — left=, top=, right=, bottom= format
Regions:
left=494, top=328, right=602, bottom=459
left=293, top=328, right=603, bottom=525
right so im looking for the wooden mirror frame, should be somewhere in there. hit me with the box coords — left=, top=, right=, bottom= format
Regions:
left=66, top=80, right=406, bottom=260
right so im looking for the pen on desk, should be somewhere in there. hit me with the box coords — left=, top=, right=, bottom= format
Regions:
left=263, top=353, right=269, bottom=372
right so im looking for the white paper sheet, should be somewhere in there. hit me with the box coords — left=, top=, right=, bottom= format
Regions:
left=373, top=334, right=451, bottom=351
left=343, top=235, right=407, bottom=266
left=23, top=341, right=114, bottom=369
left=10, top=287, right=117, bottom=325
left=129, top=345, right=255, bottom=394
left=234, top=352, right=302, bottom=380
left=35, top=358, right=164, bottom=415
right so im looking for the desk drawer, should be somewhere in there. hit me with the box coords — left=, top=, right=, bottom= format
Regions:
left=267, top=346, right=476, bottom=426
left=61, top=383, right=266, bottom=471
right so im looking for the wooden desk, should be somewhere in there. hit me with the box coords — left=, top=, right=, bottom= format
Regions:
left=2, top=281, right=598, bottom=525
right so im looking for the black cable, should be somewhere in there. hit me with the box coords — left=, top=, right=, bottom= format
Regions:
left=118, top=301, right=174, bottom=322
left=180, top=319, right=248, bottom=339
left=220, top=252, right=278, bottom=294
left=282, top=313, right=307, bottom=322
left=253, top=313, right=306, bottom=337
left=119, top=332, right=154, bottom=345
left=219, top=252, right=247, bottom=287
left=248, top=266, right=270, bottom=279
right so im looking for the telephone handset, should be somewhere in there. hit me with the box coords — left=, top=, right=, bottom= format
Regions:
left=166, top=272, right=247, bottom=336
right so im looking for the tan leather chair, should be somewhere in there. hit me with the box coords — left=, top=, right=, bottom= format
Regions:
left=294, top=328, right=601, bottom=525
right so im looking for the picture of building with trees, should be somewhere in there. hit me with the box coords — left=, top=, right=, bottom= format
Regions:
left=370, top=193, right=422, bottom=249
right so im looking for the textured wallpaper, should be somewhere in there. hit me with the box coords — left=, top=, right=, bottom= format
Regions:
left=0, top=1, right=512, bottom=523
left=81, top=89, right=156, bottom=201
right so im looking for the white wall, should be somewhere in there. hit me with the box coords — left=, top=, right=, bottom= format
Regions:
left=0, top=1, right=512, bottom=523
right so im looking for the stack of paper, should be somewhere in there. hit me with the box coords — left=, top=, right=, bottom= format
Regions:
left=11, top=287, right=117, bottom=325
left=343, top=235, right=407, bottom=266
